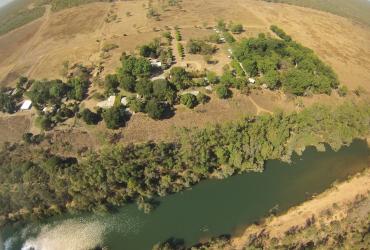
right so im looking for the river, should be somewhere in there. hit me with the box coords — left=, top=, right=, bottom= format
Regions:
left=1, top=139, right=369, bottom=250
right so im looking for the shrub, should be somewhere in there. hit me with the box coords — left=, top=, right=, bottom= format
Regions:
left=180, top=93, right=198, bottom=109
left=118, top=74, right=136, bottom=92
left=229, top=23, right=243, bottom=34
left=135, top=78, right=153, bottom=97
left=206, top=71, right=219, bottom=84
left=169, top=67, right=191, bottom=90
left=145, top=99, right=166, bottom=120
left=215, top=85, right=232, bottom=99
left=338, top=85, right=348, bottom=97
left=127, top=97, right=145, bottom=113
left=177, top=43, right=185, bottom=59
left=102, top=105, right=128, bottom=129
left=80, top=108, right=101, bottom=125
left=187, top=39, right=215, bottom=55
left=102, top=43, right=119, bottom=52
left=197, top=92, right=210, bottom=104
left=105, top=74, right=119, bottom=94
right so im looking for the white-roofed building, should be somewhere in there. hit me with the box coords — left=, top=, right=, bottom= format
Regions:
left=150, top=59, right=162, bottom=68
left=97, top=96, right=116, bottom=108
left=121, top=97, right=128, bottom=106
left=248, top=78, right=256, bottom=84
left=20, top=100, right=32, bottom=110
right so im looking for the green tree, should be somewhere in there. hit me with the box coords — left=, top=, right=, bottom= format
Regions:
left=80, top=108, right=101, bottom=125
left=215, top=85, right=232, bottom=99
left=217, top=19, right=227, bottom=31
left=169, top=67, right=190, bottom=90
left=230, top=23, right=243, bottom=34
left=262, top=70, right=280, bottom=89
left=180, top=93, right=198, bottom=109
left=206, top=71, right=219, bottom=84
left=282, top=69, right=314, bottom=95
left=338, top=85, right=348, bottom=97
left=102, top=105, right=128, bottom=129
left=0, top=91, right=16, bottom=113
left=197, top=92, right=210, bottom=104
left=145, top=99, right=166, bottom=120
left=135, top=78, right=153, bottom=97
left=105, top=74, right=119, bottom=94
left=118, top=73, right=136, bottom=92
left=152, top=79, right=177, bottom=104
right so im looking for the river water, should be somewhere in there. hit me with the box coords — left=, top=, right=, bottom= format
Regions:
left=1, top=140, right=369, bottom=250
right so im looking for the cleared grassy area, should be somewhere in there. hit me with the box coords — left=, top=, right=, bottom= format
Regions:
left=263, top=0, right=370, bottom=26
left=0, top=5, right=45, bottom=35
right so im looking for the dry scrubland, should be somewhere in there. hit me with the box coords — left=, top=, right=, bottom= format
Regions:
left=0, top=0, right=370, bottom=147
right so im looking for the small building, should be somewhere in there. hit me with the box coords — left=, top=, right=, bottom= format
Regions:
left=248, top=78, right=256, bottom=84
left=42, top=106, right=55, bottom=113
left=205, top=85, right=213, bottom=91
left=150, top=59, right=162, bottom=68
left=121, top=97, right=128, bottom=106
left=20, top=100, right=32, bottom=111
left=97, top=96, right=116, bottom=108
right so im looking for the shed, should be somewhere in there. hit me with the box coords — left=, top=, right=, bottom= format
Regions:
left=97, top=96, right=116, bottom=108
left=20, top=100, right=32, bottom=110
left=121, top=97, right=128, bottom=106
left=248, top=78, right=256, bottom=84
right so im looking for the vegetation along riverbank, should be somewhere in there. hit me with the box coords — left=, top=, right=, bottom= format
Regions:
left=0, top=101, right=369, bottom=226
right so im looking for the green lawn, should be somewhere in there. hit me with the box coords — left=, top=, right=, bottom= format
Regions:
left=263, top=0, right=370, bottom=26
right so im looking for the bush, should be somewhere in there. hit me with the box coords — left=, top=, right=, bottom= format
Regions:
left=102, top=105, right=128, bottom=129
left=118, top=74, right=136, bottom=92
left=180, top=94, right=198, bottom=109
left=229, top=23, right=243, bottom=34
left=152, top=79, right=177, bottom=104
left=80, top=108, right=101, bottom=125
left=197, top=92, right=210, bottom=104
left=22, top=132, right=44, bottom=144
left=36, top=115, right=53, bottom=131
left=261, top=70, right=280, bottom=89
left=187, top=39, right=215, bottom=55
left=0, top=90, right=17, bottom=114
left=169, top=67, right=191, bottom=90
left=177, top=43, right=184, bottom=59
left=145, top=99, right=166, bottom=120
left=105, top=74, right=119, bottom=94
left=102, top=43, right=119, bottom=52
left=135, top=78, right=153, bottom=97
left=206, top=71, right=219, bottom=84
left=270, top=25, right=292, bottom=42
left=127, top=97, right=145, bottom=113
left=215, top=85, right=232, bottom=99
left=208, top=34, right=222, bottom=44
left=223, top=32, right=236, bottom=43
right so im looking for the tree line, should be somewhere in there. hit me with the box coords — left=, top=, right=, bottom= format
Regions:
left=0, top=102, right=368, bottom=225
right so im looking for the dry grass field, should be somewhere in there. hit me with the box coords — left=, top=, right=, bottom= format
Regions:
left=0, top=0, right=369, bottom=89
left=0, top=0, right=369, bottom=147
